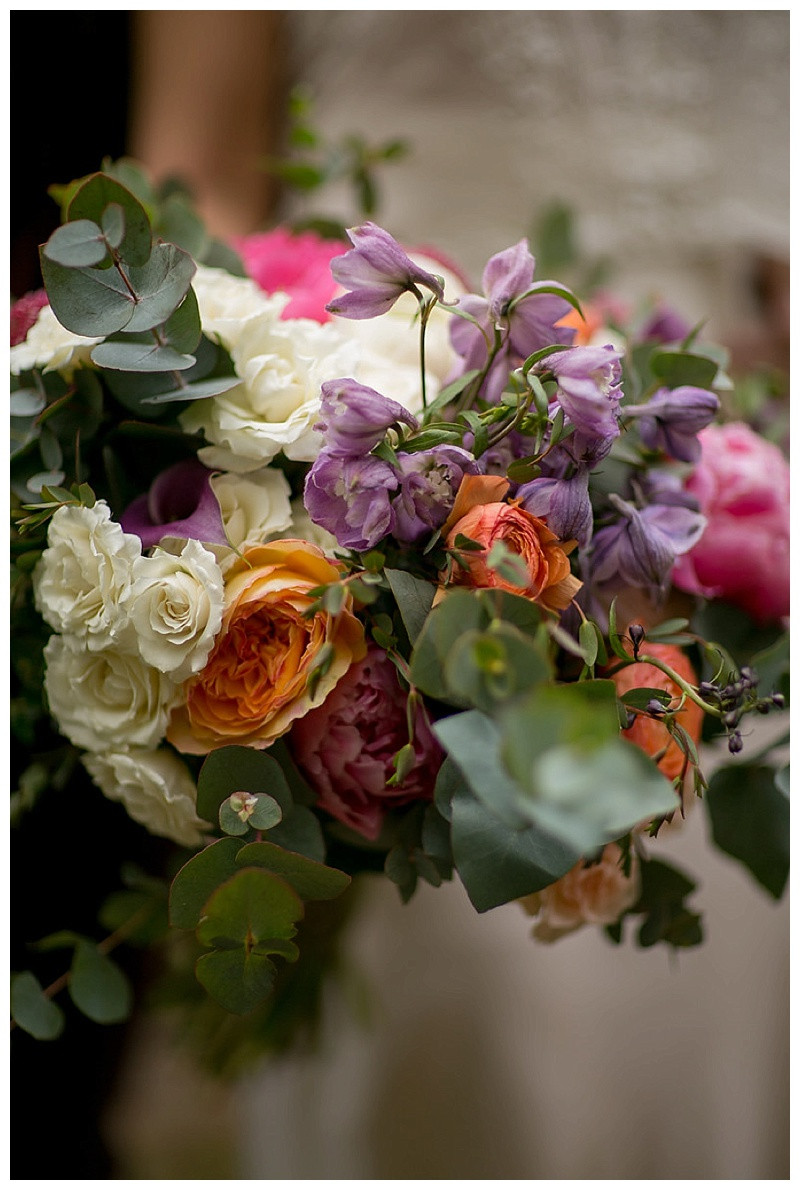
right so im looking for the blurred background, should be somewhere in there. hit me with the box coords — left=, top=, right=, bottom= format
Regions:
left=11, top=8, right=789, bottom=1180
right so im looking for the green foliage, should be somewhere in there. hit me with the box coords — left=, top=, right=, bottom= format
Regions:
left=614, top=857, right=704, bottom=950
left=10, top=972, right=65, bottom=1040
left=706, top=764, right=790, bottom=899
left=235, top=842, right=351, bottom=902
left=68, top=940, right=133, bottom=1024
left=385, top=568, right=436, bottom=646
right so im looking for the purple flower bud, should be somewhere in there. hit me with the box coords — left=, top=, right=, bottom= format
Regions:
left=304, top=453, right=398, bottom=552
left=625, top=386, right=720, bottom=463
left=637, top=304, right=692, bottom=345
left=481, top=240, right=537, bottom=320
left=316, top=378, right=418, bottom=456
left=326, top=222, right=445, bottom=319
left=590, top=493, right=706, bottom=591
left=392, top=445, right=480, bottom=542
left=120, top=459, right=228, bottom=549
left=516, top=469, right=593, bottom=547
left=544, top=344, right=623, bottom=441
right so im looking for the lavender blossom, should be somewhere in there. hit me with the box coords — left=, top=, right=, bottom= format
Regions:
left=624, top=386, right=719, bottom=463
left=120, top=459, right=228, bottom=549
left=326, top=222, right=445, bottom=319
left=392, top=445, right=480, bottom=542
left=304, top=453, right=398, bottom=552
left=636, top=304, right=692, bottom=345
left=316, top=378, right=418, bottom=456
left=590, top=492, right=706, bottom=592
left=516, top=469, right=593, bottom=547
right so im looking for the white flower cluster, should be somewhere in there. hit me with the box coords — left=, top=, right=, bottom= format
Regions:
left=34, top=500, right=222, bottom=846
left=9, top=304, right=101, bottom=377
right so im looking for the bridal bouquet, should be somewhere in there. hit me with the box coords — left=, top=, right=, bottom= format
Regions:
left=10, top=160, right=789, bottom=1061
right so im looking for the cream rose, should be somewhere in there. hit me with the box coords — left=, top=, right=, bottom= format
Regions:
left=519, top=844, right=640, bottom=942
left=33, top=501, right=140, bottom=650
left=9, top=304, right=101, bottom=376
left=124, top=540, right=225, bottom=681
left=44, top=636, right=179, bottom=753
left=180, top=268, right=359, bottom=471
left=209, top=467, right=294, bottom=565
left=83, top=748, right=210, bottom=848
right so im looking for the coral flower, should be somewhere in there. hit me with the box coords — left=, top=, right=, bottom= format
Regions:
left=441, top=475, right=581, bottom=612
left=167, top=540, right=366, bottom=754
left=611, top=641, right=704, bottom=784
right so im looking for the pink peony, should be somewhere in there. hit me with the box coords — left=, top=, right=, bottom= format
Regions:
left=232, top=226, right=346, bottom=322
left=10, top=289, right=49, bottom=346
left=290, top=643, right=444, bottom=840
left=671, top=422, right=790, bottom=624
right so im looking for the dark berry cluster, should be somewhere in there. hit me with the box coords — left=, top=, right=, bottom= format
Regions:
left=698, top=667, right=785, bottom=753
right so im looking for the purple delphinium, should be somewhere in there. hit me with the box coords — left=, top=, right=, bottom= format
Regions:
left=325, top=222, right=445, bottom=319
left=304, top=453, right=399, bottom=552
left=516, top=469, right=594, bottom=548
left=448, top=239, right=576, bottom=403
left=120, top=459, right=228, bottom=549
left=624, top=386, right=719, bottom=463
left=316, top=377, right=418, bottom=456
left=392, top=445, right=481, bottom=542
left=590, top=492, right=706, bottom=592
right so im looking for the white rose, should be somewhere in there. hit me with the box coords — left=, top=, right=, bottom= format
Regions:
left=182, top=268, right=359, bottom=471
left=518, top=844, right=640, bottom=943
left=9, top=304, right=101, bottom=376
left=44, top=635, right=178, bottom=752
left=83, top=748, right=210, bottom=848
left=33, top=501, right=140, bottom=650
left=210, top=467, right=293, bottom=558
left=124, top=540, right=224, bottom=681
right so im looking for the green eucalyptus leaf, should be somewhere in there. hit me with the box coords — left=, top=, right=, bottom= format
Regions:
left=434, top=709, right=537, bottom=829
left=10, top=389, right=46, bottom=417
left=196, top=867, right=304, bottom=949
left=123, top=242, right=197, bottom=332
left=39, top=252, right=135, bottom=336
left=451, top=785, right=579, bottom=912
left=140, top=377, right=242, bottom=406
left=267, top=805, right=326, bottom=863
left=10, top=972, right=65, bottom=1040
left=195, top=947, right=277, bottom=1015
left=43, top=219, right=108, bottom=268
left=157, top=192, right=208, bottom=259
left=385, top=569, right=436, bottom=646
left=67, top=172, right=152, bottom=266
left=163, top=285, right=202, bottom=354
left=196, top=746, right=292, bottom=823
left=706, top=763, right=789, bottom=899
left=101, top=202, right=126, bottom=249
left=169, top=837, right=245, bottom=930
left=410, top=589, right=484, bottom=702
left=236, top=841, right=351, bottom=901
left=90, top=341, right=196, bottom=372
left=69, top=941, right=133, bottom=1024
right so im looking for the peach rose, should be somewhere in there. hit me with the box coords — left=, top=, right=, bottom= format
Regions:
left=167, top=540, right=366, bottom=754
left=519, top=843, right=639, bottom=942
left=611, top=641, right=703, bottom=785
left=440, top=474, right=581, bottom=612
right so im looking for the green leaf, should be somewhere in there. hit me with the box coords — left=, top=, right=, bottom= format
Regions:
left=236, top=841, right=351, bottom=900
left=434, top=710, right=540, bottom=829
left=579, top=619, right=599, bottom=668
left=196, top=746, right=292, bottom=824
left=650, top=351, right=718, bottom=390
left=140, top=375, right=241, bottom=404
left=385, top=568, right=436, bottom=646
left=196, top=867, right=303, bottom=949
left=267, top=805, right=326, bottom=863
left=40, top=252, right=135, bottom=336
left=617, top=686, right=674, bottom=711
left=43, top=220, right=108, bottom=268
left=163, top=284, right=202, bottom=354
left=10, top=972, right=65, bottom=1040
left=90, top=341, right=196, bottom=372
left=195, top=947, right=277, bottom=1015
left=169, top=837, right=245, bottom=930
left=410, top=588, right=484, bottom=702
left=101, top=202, right=125, bottom=249
left=443, top=623, right=551, bottom=711
left=67, top=172, right=152, bottom=266
left=630, top=857, right=703, bottom=950
left=451, top=785, right=579, bottom=912
left=123, top=242, right=197, bottom=332
left=10, top=389, right=46, bottom=418
left=157, top=192, right=208, bottom=259
left=706, top=764, right=789, bottom=898
left=69, top=941, right=133, bottom=1024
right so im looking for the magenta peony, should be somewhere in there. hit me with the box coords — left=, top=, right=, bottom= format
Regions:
left=232, top=226, right=345, bottom=322
left=291, top=643, right=444, bottom=840
left=10, top=289, right=49, bottom=346
left=671, top=422, right=790, bottom=624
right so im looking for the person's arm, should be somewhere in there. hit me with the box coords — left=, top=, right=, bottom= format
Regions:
left=128, top=11, right=287, bottom=238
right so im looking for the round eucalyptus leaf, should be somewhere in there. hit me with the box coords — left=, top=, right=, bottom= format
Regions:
left=90, top=340, right=196, bottom=373
left=10, top=389, right=46, bottom=417
left=67, top=172, right=152, bottom=266
left=124, top=242, right=197, bottom=332
left=68, top=940, right=133, bottom=1024
left=140, top=374, right=241, bottom=405
left=195, top=947, right=277, bottom=1015
left=10, top=972, right=65, bottom=1041
left=42, top=219, right=108, bottom=268
left=101, top=202, right=126, bottom=249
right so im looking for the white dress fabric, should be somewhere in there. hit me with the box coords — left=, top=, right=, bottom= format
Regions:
left=236, top=11, right=789, bottom=1181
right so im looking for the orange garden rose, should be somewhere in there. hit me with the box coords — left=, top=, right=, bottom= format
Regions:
left=440, top=474, right=581, bottom=612
left=611, top=641, right=704, bottom=784
left=167, top=540, right=366, bottom=754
